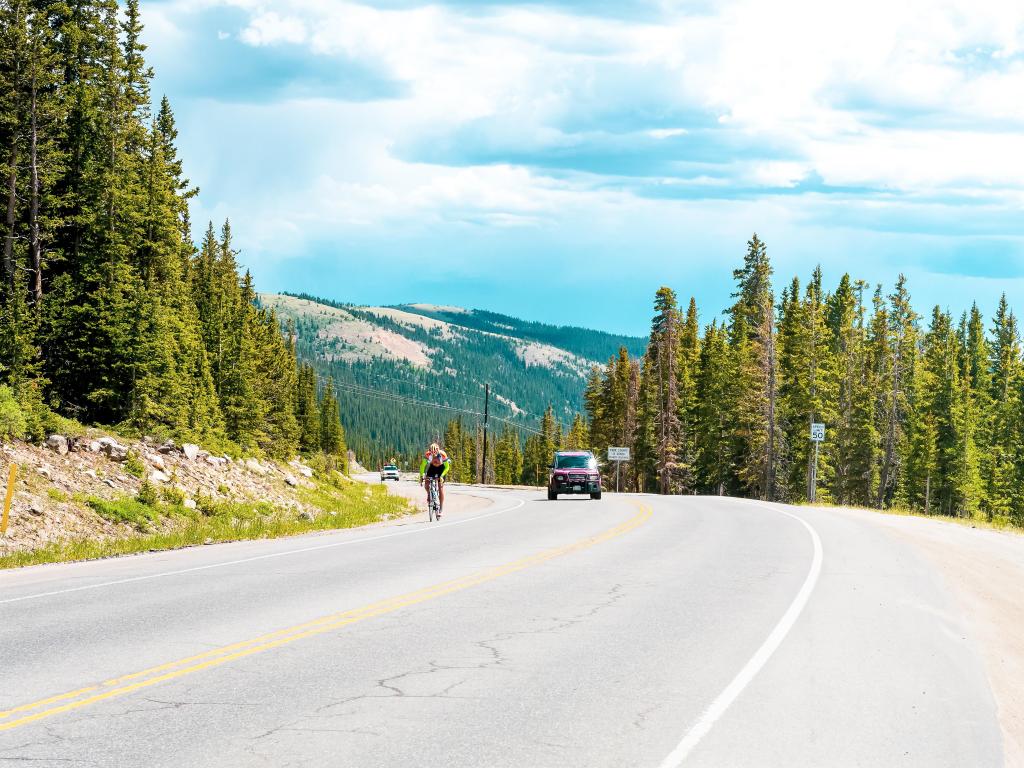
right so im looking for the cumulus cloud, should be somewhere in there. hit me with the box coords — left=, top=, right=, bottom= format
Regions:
left=140, top=0, right=1024, bottom=328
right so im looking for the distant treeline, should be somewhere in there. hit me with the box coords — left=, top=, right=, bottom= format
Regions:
left=585, top=234, right=1023, bottom=525
left=0, top=0, right=344, bottom=463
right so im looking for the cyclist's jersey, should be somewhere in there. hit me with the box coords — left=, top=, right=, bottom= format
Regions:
left=420, top=450, right=451, bottom=479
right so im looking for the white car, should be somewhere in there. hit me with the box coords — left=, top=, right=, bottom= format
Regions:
left=380, top=465, right=401, bottom=482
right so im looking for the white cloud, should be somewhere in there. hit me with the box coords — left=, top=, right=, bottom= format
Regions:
left=146, top=0, right=1024, bottom=294
left=239, top=11, right=307, bottom=46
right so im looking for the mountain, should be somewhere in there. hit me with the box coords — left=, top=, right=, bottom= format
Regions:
left=259, top=293, right=647, bottom=464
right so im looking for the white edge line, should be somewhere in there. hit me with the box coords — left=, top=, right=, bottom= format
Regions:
left=658, top=502, right=824, bottom=768
left=0, top=493, right=526, bottom=606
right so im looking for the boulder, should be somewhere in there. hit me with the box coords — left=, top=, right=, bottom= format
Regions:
left=298, top=465, right=313, bottom=478
left=149, top=470, right=171, bottom=484
left=204, top=454, right=227, bottom=468
left=183, top=498, right=197, bottom=510
left=45, top=435, right=69, bottom=455
left=86, top=440, right=102, bottom=453
left=157, top=441, right=177, bottom=455
left=102, top=443, right=129, bottom=462
left=83, top=469, right=98, bottom=480
left=147, top=454, right=166, bottom=471
left=244, top=458, right=266, bottom=475
left=284, top=475, right=298, bottom=487
left=182, top=443, right=200, bottom=461
left=36, top=466, right=51, bottom=479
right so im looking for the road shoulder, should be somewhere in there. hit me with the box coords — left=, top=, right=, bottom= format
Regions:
left=831, top=507, right=1024, bottom=768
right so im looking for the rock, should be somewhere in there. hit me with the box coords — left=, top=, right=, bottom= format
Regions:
left=86, top=440, right=102, bottom=453
left=147, top=454, right=166, bottom=470
left=285, top=475, right=298, bottom=487
left=103, top=478, right=116, bottom=488
left=45, top=435, right=69, bottom=455
left=83, top=469, right=98, bottom=480
left=67, top=436, right=84, bottom=453
left=37, top=466, right=51, bottom=479
left=183, top=498, right=197, bottom=510
left=182, top=443, right=200, bottom=461
left=298, top=510, right=315, bottom=523
left=244, top=458, right=266, bottom=475
left=28, top=503, right=44, bottom=516
left=204, top=454, right=226, bottom=468
left=203, top=537, right=213, bottom=545
left=101, top=443, right=128, bottom=462
left=157, top=441, right=177, bottom=455
left=298, top=465, right=313, bottom=478
left=149, top=470, right=170, bottom=484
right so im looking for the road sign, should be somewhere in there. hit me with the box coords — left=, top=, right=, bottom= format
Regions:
left=608, top=447, right=630, bottom=461
left=810, top=423, right=825, bottom=443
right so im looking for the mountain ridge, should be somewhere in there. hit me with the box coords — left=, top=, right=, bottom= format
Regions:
left=259, top=292, right=647, bottom=464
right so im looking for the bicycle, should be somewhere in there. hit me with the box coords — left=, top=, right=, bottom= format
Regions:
left=425, top=476, right=441, bottom=522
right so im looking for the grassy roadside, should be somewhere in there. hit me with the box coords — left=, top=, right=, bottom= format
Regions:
left=0, top=477, right=414, bottom=570
left=803, top=500, right=1024, bottom=535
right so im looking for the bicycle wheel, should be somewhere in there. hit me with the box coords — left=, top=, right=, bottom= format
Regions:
left=428, top=479, right=439, bottom=522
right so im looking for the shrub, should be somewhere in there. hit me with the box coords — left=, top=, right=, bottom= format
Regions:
left=160, top=485, right=186, bottom=506
left=124, top=451, right=146, bottom=478
left=136, top=480, right=159, bottom=506
left=0, top=385, right=27, bottom=441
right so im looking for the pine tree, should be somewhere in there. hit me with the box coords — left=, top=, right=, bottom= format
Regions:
left=694, top=321, right=733, bottom=494
left=728, top=234, right=780, bottom=500
left=986, top=296, right=1021, bottom=522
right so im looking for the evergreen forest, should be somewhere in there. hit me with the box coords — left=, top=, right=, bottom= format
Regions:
left=583, top=234, right=1024, bottom=526
left=0, top=0, right=345, bottom=464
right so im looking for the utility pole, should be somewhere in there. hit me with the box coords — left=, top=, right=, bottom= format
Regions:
left=480, top=384, right=490, bottom=485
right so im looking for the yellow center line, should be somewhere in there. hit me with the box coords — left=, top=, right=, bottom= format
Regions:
left=1, top=504, right=652, bottom=732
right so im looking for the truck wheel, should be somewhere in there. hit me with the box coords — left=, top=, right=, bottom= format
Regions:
left=591, top=492, right=602, bottom=500
left=548, top=489, right=557, bottom=501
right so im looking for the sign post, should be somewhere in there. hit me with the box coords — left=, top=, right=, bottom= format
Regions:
left=1, top=463, right=17, bottom=536
left=607, top=447, right=630, bottom=493
left=808, top=423, right=825, bottom=503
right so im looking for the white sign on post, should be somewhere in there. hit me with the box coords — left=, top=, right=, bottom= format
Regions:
left=608, top=447, right=630, bottom=461
left=810, top=423, right=825, bottom=442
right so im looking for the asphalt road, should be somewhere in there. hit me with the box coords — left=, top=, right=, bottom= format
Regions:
left=0, top=484, right=1004, bottom=767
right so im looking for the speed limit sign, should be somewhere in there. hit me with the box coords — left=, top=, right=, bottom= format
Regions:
left=810, top=423, right=825, bottom=442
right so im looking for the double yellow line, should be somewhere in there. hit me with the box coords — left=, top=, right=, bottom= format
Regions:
left=1, top=504, right=652, bottom=732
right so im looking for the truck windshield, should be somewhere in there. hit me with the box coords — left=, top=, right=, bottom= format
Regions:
left=556, top=455, right=596, bottom=469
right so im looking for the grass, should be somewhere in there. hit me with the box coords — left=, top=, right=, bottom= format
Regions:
left=0, top=478, right=414, bottom=570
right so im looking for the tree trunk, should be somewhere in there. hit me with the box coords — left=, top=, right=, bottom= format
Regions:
left=3, top=135, right=17, bottom=297
left=29, top=64, right=41, bottom=303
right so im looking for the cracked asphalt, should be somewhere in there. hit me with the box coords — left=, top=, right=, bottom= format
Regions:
left=0, top=486, right=1005, bottom=767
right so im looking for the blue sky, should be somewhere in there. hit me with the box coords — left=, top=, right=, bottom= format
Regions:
left=142, top=0, right=1024, bottom=335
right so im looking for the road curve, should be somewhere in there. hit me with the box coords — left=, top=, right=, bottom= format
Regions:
left=0, top=485, right=1003, bottom=767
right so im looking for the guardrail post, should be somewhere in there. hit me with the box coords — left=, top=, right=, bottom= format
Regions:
left=1, top=463, right=17, bottom=536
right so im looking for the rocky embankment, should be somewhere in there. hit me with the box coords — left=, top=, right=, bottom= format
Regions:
left=0, top=431, right=329, bottom=554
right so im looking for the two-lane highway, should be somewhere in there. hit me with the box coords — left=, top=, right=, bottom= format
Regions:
left=0, top=484, right=1004, bottom=766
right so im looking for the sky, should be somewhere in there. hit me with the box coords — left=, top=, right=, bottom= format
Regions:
left=142, top=0, right=1024, bottom=335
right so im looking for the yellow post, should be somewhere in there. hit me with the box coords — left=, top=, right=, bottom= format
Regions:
left=1, top=463, right=17, bottom=536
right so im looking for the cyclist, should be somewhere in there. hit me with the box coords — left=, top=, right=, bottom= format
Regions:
left=419, top=442, right=452, bottom=517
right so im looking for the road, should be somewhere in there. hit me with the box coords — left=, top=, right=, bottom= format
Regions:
left=0, top=483, right=1005, bottom=767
